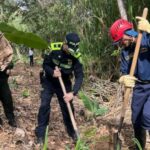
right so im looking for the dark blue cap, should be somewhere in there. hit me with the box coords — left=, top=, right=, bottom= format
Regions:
left=66, top=33, right=80, bottom=51
left=66, top=33, right=80, bottom=44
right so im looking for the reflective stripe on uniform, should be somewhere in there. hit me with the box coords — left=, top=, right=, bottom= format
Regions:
left=68, top=41, right=79, bottom=46
left=52, top=59, right=59, bottom=65
left=60, top=63, right=72, bottom=69
left=52, top=59, right=72, bottom=69
left=74, top=52, right=81, bottom=58
left=50, top=42, right=63, bottom=51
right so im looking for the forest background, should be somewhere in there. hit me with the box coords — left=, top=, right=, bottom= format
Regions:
left=1, top=0, right=150, bottom=80
left=1, top=1, right=150, bottom=149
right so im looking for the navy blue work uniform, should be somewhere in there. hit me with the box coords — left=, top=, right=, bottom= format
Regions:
left=121, top=32, right=150, bottom=148
left=0, top=63, right=15, bottom=124
left=35, top=48, right=83, bottom=140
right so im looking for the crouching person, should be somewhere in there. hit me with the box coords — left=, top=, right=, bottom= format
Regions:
left=35, top=33, right=84, bottom=145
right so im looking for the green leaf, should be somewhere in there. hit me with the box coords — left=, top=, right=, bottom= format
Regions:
left=79, top=91, right=108, bottom=116
left=94, top=107, right=108, bottom=116
left=75, top=138, right=89, bottom=150
left=22, top=89, right=30, bottom=98
left=0, top=22, right=18, bottom=33
left=132, top=138, right=142, bottom=150
left=43, top=126, right=49, bottom=150
left=111, top=49, right=120, bottom=56
left=0, top=22, right=48, bottom=49
left=79, top=91, right=96, bottom=112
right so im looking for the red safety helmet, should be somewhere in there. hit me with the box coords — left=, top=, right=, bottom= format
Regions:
left=110, top=19, right=133, bottom=43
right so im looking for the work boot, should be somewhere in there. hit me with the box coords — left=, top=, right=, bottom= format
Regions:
left=36, top=137, right=44, bottom=145
left=134, top=126, right=146, bottom=150
left=8, top=119, right=17, bottom=127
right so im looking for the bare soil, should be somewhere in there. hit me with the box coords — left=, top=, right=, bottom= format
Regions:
left=0, top=63, right=149, bottom=150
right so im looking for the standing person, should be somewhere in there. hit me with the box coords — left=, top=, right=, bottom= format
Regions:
left=0, top=33, right=17, bottom=127
left=35, top=33, right=84, bottom=144
left=110, top=17, right=150, bottom=149
left=29, top=48, right=34, bottom=66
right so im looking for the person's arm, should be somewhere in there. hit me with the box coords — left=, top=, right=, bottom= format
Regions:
left=43, top=53, right=54, bottom=77
left=120, top=50, right=129, bottom=75
left=72, top=58, right=84, bottom=96
left=136, top=17, right=150, bottom=33
left=119, top=50, right=137, bottom=88
left=63, top=58, right=83, bottom=102
left=136, top=17, right=150, bottom=47
left=142, top=32, right=150, bottom=48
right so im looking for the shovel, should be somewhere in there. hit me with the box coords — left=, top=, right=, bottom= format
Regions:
left=113, top=7, right=148, bottom=150
left=56, top=67, right=80, bottom=139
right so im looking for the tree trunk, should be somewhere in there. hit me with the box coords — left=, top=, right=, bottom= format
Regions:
left=117, top=0, right=128, bottom=20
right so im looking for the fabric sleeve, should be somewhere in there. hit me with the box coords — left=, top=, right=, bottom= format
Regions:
left=43, top=53, right=54, bottom=77
left=120, top=51, right=129, bottom=75
left=143, top=32, right=150, bottom=48
left=73, top=58, right=84, bottom=95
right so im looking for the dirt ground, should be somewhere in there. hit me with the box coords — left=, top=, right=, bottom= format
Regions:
left=0, top=62, right=150, bottom=150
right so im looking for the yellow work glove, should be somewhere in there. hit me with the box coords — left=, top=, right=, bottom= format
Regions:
left=119, top=75, right=137, bottom=88
left=136, top=16, right=150, bottom=33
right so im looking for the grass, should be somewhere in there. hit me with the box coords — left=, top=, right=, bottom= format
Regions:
left=42, top=126, right=49, bottom=150
left=75, top=138, right=89, bottom=150
left=79, top=91, right=108, bottom=117
left=132, top=138, right=142, bottom=150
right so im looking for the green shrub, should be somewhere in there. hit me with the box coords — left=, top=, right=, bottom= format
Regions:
left=79, top=91, right=108, bottom=117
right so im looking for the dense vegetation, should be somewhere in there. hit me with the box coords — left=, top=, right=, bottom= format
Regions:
left=1, top=0, right=150, bottom=79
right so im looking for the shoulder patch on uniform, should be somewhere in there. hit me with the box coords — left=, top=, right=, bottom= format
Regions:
left=140, top=48, right=148, bottom=53
left=125, top=53, right=133, bottom=61
left=50, top=42, right=63, bottom=51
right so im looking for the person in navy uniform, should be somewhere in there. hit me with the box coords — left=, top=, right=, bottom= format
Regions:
left=35, top=33, right=83, bottom=144
left=110, top=17, right=150, bottom=149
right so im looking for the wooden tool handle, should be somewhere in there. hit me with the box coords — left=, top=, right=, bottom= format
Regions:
left=56, top=66, right=80, bottom=138
left=129, top=8, right=148, bottom=76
